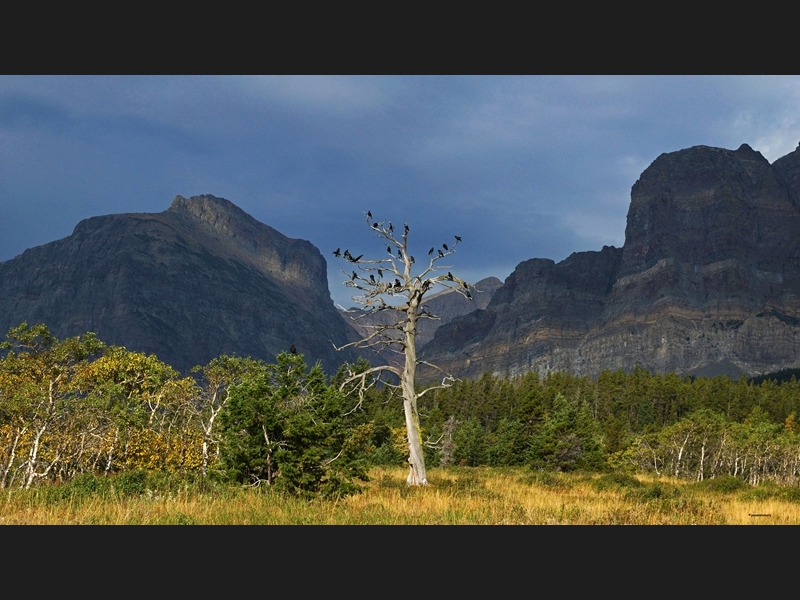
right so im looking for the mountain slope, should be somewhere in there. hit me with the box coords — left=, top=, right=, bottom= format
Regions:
left=0, top=194, right=361, bottom=372
left=421, top=143, right=800, bottom=379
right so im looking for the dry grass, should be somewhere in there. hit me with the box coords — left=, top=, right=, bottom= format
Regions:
left=3, top=467, right=800, bottom=524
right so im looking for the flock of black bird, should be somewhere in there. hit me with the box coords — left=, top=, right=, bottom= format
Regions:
left=334, top=212, right=468, bottom=298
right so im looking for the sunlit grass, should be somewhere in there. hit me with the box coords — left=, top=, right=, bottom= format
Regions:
left=3, top=467, right=800, bottom=524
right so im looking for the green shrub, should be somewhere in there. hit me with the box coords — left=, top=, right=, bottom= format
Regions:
left=592, top=472, right=644, bottom=492
left=113, top=469, right=148, bottom=496
left=694, top=475, right=748, bottom=494
left=66, top=473, right=111, bottom=498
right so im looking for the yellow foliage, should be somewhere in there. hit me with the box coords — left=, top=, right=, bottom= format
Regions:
left=392, top=426, right=410, bottom=460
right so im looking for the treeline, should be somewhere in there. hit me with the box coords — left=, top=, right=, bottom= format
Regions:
left=0, top=323, right=372, bottom=497
left=5, top=321, right=800, bottom=495
left=392, top=368, right=800, bottom=486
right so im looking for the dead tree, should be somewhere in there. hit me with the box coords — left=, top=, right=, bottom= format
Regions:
left=334, top=212, right=474, bottom=485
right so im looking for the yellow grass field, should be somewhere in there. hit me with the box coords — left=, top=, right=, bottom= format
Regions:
left=2, top=467, right=799, bottom=525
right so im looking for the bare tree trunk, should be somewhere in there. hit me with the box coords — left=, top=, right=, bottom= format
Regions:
left=439, top=416, right=457, bottom=467
left=23, top=425, right=47, bottom=489
left=697, top=439, right=706, bottom=482
left=403, top=301, right=427, bottom=485
left=1, top=426, right=25, bottom=490
left=105, top=428, right=118, bottom=475
left=334, top=214, right=473, bottom=487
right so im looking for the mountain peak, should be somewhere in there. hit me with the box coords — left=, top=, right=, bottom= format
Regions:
left=168, top=194, right=281, bottom=237
left=422, top=141, right=800, bottom=380
left=0, top=195, right=360, bottom=373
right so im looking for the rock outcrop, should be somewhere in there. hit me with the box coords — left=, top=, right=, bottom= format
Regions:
left=0, top=195, right=362, bottom=373
left=421, top=143, right=800, bottom=379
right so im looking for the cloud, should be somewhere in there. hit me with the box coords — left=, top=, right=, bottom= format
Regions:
left=4, top=75, right=800, bottom=311
left=233, top=75, right=402, bottom=114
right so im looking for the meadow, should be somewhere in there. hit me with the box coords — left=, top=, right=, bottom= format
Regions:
left=2, top=466, right=799, bottom=525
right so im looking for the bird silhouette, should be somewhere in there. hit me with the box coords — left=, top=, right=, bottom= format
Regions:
left=438, top=250, right=444, bottom=258
left=333, top=248, right=341, bottom=257
left=443, top=243, right=448, bottom=251
left=370, top=274, right=376, bottom=283
left=367, top=210, right=372, bottom=219
left=290, top=345, right=297, bottom=355
left=372, top=223, right=379, bottom=229
left=455, top=235, right=462, bottom=242
left=352, top=254, right=363, bottom=262
left=428, top=248, right=434, bottom=255
left=377, top=269, right=383, bottom=278
left=387, top=246, right=392, bottom=255
left=409, top=256, right=415, bottom=264
left=351, top=271, right=358, bottom=280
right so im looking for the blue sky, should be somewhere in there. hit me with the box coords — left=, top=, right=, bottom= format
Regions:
left=2, top=76, right=799, bottom=308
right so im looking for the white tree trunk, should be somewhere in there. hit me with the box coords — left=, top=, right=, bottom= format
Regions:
left=403, top=299, right=427, bottom=485
left=335, top=215, right=472, bottom=486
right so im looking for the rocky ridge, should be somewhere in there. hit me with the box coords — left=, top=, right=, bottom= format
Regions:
left=0, top=195, right=361, bottom=373
left=421, top=143, right=800, bottom=380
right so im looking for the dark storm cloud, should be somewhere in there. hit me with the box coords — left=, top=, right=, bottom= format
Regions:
left=2, top=76, right=800, bottom=308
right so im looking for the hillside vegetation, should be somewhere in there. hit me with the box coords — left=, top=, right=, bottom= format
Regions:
left=5, top=321, right=800, bottom=516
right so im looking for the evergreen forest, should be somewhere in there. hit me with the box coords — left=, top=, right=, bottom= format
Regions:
left=4, top=321, right=800, bottom=499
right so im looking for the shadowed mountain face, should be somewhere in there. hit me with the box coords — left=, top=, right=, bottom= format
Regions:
left=0, top=195, right=361, bottom=373
left=422, top=143, right=800, bottom=380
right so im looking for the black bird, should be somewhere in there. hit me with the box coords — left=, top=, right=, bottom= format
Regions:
left=333, top=248, right=341, bottom=257
left=367, top=210, right=372, bottom=219
left=351, top=271, right=358, bottom=280
left=428, top=247, right=434, bottom=255
left=397, top=250, right=403, bottom=259
left=465, top=290, right=473, bottom=300
left=447, top=272, right=453, bottom=280
left=377, top=269, right=383, bottom=278
left=372, top=223, right=379, bottom=229
left=443, top=243, right=448, bottom=251
left=455, top=235, right=462, bottom=242
left=404, top=223, right=409, bottom=233
left=344, top=249, right=352, bottom=260
left=389, top=223, right=394, bottom=232
left=409, top=256, right=415, bottom=264
left=387, top=246, right=392, bottom=255
left=394, top=279, right=401, bottom=288
left=438, top=249, right=444, bottom=258
left=352, top=254, right=363, bottom=262
left=370, top=274, right=376, bottom=283
left=290, top=345, right=297, bottom=355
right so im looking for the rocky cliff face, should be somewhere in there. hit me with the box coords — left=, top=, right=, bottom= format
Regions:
left=422, top=143, right=800, bottom=379
left=0, top=195, right=361, bottom=373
